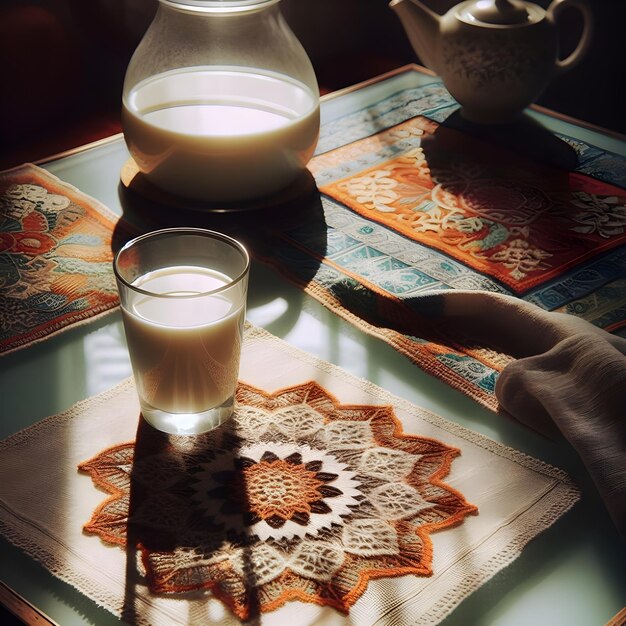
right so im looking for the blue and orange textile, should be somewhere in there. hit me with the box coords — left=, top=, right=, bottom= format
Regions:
left=255, top=77, right=626, bottom=409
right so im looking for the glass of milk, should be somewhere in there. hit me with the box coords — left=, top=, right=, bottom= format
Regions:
left=122, top=0, right=320, bottom=204
left=113, top=228, right=249, bottom=434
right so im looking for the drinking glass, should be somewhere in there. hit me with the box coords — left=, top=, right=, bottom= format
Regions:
left=114, top=227, right=249, bottom=434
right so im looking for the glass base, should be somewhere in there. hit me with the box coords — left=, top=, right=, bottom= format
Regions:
left=140, top=396, right=234, bottom=435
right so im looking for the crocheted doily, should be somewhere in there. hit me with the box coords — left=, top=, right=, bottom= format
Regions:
left=80, top=381, right=477, bottom=619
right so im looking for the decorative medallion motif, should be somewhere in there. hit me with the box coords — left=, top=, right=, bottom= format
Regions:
left=80, top=381, right=477, bottom=619
left=315, top=117, right=626, bottom=291
left=191, top=443, right=362, bottom=541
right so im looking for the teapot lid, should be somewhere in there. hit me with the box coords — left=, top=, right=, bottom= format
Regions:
left=459, top=0, right=536, bottom=25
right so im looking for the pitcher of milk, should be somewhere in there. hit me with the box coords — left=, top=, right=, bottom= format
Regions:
left=122, top=0, right=320, bottom=204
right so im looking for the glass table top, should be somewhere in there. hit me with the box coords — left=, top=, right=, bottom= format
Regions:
left=1, top=66, right=624, bottom=626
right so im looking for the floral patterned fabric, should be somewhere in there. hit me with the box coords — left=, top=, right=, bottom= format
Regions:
left=314, top=117, right=626, bottom=293
left=253, top=76, right=626, bottom=410
left=0, top=164, right=125, bottom=355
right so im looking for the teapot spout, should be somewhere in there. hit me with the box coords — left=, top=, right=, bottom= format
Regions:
left=389, top=0, right=441, bottom=73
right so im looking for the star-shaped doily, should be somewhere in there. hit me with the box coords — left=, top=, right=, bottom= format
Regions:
left=79, top=381, right=477, bottom=619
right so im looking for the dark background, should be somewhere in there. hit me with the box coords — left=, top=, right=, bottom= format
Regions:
left=0, top=0, right=624, bottom=170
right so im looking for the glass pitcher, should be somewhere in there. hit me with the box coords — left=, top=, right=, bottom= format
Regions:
left=122, top=0, right=320, bottom=204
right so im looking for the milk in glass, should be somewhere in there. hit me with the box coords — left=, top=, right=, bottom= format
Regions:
left=122, top=67, right=320, bottom=202
left=121, top=265, right=245, bottom=431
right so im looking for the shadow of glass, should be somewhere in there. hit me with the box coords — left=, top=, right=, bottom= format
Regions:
left=104, top=169, right=335, bottom=623
left=122, top=413, right=264, bottom=624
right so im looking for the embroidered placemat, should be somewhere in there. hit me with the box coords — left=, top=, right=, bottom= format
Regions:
left=0, top=163, right=125, bottom=355
left=251, top=78, right=626, bottom=410
left=0, top=326, right=579, bottom=625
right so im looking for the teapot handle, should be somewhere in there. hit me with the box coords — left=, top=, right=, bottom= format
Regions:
left=547, top=0, right=593, bottom=75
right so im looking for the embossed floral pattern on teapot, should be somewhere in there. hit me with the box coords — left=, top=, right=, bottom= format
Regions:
left=390, top=0, right=593, bottom=123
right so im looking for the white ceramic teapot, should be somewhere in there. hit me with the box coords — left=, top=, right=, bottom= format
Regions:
left=390, top=0, right=593, bottom=123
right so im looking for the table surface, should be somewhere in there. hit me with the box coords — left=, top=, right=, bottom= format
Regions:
left=1, top=65, right=624, bottom=626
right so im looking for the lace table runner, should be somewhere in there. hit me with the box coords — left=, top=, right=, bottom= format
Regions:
left=0, top=163, right=127, bottom=355
left=0, top=326, right=579, bottom=625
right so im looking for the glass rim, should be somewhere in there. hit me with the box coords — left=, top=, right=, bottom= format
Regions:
left=159, top=0, right=280, bottom=14
left=113, top=227, right=250, bottom=300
